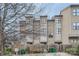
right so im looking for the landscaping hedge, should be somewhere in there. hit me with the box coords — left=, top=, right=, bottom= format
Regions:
left=18, top=48, right=28, bottom=55
left=65, top=48, right=78, bottom=55
left=4, top=48, right=12, bottom=55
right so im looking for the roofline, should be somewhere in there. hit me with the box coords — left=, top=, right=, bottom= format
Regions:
left=54, top=15, right=63, bottom=17
left=33, top=20, right=54, bottom=22
left=70, top=5, right=79, bottom=7
left=25, top=16, right=33, bottom=18
left=60, top=5, right=70, bottom=14
left=60, top=4, right=79, bottom=14
left=40, top=15, right=48, bottom=17
left=47, top=20, right=55, bottom=21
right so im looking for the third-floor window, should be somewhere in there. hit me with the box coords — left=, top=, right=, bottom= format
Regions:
left=72, top=9, right=79, bottom=16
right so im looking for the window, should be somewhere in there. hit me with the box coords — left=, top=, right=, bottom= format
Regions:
left=69, top=36, right=79, bottom=44
left=69, top=40, right=74, bottom=43
left=41, top=19, right=46, bottom=24
left=73, top=22, right=79, bottom=30
left=77, top=23, right=79, bottom=29
left=56, top=19, right=61, bottom=23
left=55, top=18, right=61, bottom=34
left=72, top=9, right=79, bottom=16
left=56, top=25, right=61, bottom=34
left=73, top=23, right=77, bottom=30
left=70, top=40, right=78, bottom=44
left=58, top=28, right=61, bottom=34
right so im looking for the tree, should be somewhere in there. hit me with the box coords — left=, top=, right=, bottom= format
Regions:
left=0, top=3, right=46, bottom=55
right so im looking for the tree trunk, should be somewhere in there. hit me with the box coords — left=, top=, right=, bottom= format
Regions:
left=0, top=17, right=3, bottom=55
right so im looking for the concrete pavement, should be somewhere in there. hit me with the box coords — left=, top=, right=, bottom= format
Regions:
left=23, top=52, right=72, bottom=56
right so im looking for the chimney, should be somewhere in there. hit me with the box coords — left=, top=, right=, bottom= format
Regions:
left=40, top=16, right=47, bottom=24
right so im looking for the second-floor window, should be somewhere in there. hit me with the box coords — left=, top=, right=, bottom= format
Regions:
left=73, top=22, right=79, bottom=30
left=72, top=9, right=79, bottom=16
left=55, top=19, right=61, bottom=34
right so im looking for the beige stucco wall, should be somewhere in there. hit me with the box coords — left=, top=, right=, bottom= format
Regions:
left=40, top=16, right=48, bottom=42
left=60, top=6, right=79, bottom=45
left=54, top=16, right=62, bottom=42
left=60, top=7, right=72, bottom=45
left=71, top=7, right=79, bottom=35
left=33, top=20, right=40, bottom=45
left=48, top=20, right=54, bottom=45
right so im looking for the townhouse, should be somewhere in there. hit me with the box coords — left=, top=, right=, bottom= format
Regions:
left=60, top=5, right=79, bottom=46
left=1, top=4, right=79, bottom=53
left=19, top=5, right=79, bottom=50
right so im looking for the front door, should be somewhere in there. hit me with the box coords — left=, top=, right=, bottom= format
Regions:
left=54, top=42, right=63, bottom=52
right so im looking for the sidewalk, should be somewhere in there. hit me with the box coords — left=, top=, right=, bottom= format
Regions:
left=24, top=52, right=72, bottom=56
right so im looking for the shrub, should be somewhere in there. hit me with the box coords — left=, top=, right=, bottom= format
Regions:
left=4, top=48, right=12, bottom=55
left=76, top=45, right=79, bottom=55
left=65, top=48, right=77, bottom=54
left=18, top=48, right=28, bottom=55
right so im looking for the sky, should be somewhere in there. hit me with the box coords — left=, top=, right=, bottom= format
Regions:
left=41, top=3, right=72, bottom=19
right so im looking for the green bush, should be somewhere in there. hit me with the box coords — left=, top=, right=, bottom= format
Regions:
left=65, top=48, right=77, bottom=54
left=76, top=45, right=79, bottom=55
left=18, top=48, right=28, bottom=55
left=65, top=46, right=79, bottom=55
left=4, top=48, right=12, bottom=55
